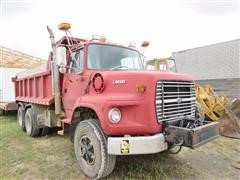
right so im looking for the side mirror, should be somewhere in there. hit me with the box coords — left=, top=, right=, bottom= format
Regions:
left=56, top=46, right=67, bottom=66
left=56, top=46, right=67, bottom=73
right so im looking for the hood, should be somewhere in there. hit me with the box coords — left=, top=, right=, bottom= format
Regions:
left=101, top=70, right=194, bottom=83
left=89, top=70, right=194, bottom=96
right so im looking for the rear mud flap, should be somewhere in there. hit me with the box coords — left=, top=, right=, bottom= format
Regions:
left=165, top=118, right=219, bottom=148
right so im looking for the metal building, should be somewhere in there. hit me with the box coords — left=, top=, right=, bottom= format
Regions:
left=172, top=39, right=240, bottom=99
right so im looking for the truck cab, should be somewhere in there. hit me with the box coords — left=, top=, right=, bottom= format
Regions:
left=58, top=37, right=200, bottom=136
left=13, top=24, right=219, bottom=179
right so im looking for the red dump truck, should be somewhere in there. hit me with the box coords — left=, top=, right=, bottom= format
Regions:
left=13, top=23, right=219, bottom=179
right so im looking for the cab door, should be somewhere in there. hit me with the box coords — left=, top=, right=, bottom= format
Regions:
left=62, top=48, right=84, bottom=115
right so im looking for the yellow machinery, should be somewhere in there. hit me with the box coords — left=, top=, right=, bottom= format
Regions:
left=218, top=99, right=240, bottom=139
left=195, top=84, right=229, bottom=121
left=146, top=58, right=240, bottom=139
left=145, top=58, right=177, bottom=72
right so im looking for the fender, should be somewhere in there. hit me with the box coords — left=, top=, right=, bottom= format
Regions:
left=69, top=96, right=104, bottom=126
left=69, top=94, right=154, bottom=135
left=69, top=94, right=142, bottom=133
left=17, top=102, right=25, bottom=109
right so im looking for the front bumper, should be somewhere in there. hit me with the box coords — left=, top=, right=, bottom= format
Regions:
left=107, top=119, right=219, bottom=155
left=107, top=133, right=168, bottom=155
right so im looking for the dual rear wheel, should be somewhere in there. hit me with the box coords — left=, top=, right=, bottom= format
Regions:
left=17, top=105, right=49, bottom=137
left=17, top=106, right=25, bottom=131
left=24, top=108, right=40, bottom=137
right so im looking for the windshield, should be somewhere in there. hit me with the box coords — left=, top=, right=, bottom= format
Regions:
left=87, top=44, right=143, bottom=70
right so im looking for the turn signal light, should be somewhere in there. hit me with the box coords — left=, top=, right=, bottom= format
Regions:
left=136, top=84, right=146, bottom=93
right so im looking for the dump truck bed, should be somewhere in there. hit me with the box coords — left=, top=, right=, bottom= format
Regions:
left=13, top=58, right=54, bottom=106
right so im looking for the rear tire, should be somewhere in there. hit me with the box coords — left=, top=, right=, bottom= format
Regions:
left=17, top=106, right=25, bottom=131
left=39, top=127, right=50, bottom=136
left=25, top=108, right=40, bottom=137
left=74, top=119, right=116, bottom=179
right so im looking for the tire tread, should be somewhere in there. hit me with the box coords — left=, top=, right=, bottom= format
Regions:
left=25, top=108, right=40, bottom=137
left=74, top=119, right=116, bottom=179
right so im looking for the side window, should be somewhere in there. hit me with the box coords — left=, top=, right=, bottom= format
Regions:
left=168, top=59, right=177, bottom=72
left=146, top=64, right=155, bottom=70
left=70, top=49, right=84, bottom=73
left=159, top=61, right=167, bottom=70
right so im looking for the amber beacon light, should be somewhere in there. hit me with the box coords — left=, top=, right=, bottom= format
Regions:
left=58, top=23, right=71, bottom=31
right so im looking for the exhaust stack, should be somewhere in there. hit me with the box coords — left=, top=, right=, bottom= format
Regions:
left=47, top=26, right=61, bottom=115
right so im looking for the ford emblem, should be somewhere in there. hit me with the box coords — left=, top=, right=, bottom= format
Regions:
left=177, top=98, right=182, bottom=103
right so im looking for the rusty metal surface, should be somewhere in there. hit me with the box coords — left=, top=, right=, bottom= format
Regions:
left=166, top=120, right=219, bottom=148
left=218, top=99, right=240, bottom=139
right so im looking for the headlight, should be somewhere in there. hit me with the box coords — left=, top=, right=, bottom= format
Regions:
left=108, top=108, right=121, bottom=123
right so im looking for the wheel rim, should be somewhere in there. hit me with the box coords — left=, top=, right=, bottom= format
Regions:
left=17, top=109, right=22, bottom=127
left=79, top=135, right=95, bottom=165
left=25, top=113, right=32, bottom=134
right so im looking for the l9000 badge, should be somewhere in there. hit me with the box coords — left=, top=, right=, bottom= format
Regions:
left=113, top=80, right=126, bottom=85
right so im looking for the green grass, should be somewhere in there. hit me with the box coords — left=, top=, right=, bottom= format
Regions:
left=0, top=115, right=239, bottom=180
left=107, top=152, right=191, bottom=180
left=0, top=115, right=82, bottom=179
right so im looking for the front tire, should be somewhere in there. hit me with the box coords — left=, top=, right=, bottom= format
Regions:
left=74, top=119, right=116, bottom=179
left=24, top=108, right=40, bottom=137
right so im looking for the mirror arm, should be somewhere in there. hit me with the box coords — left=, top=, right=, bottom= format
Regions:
left=58, top=65, right=82, bottom=74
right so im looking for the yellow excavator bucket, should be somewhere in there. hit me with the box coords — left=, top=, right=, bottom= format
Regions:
left=195, top=84, right=227, bottom=121
left=196, top=84, right=240, bottom=139
left=218, top=99, right=240, bottom=139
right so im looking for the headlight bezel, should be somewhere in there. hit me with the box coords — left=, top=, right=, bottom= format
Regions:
left=108, top=107, right=121, bottom=123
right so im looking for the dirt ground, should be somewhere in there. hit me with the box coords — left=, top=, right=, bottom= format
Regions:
left=1, top=115, right=240, bottom=180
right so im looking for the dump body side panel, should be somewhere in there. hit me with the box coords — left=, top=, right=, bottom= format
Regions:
left=14, top=54, right=54, bottom=106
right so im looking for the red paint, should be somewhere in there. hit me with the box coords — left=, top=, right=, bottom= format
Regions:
left=13, top=37, right=194, bottom=136
left=14, top=53, right=54, bottom=105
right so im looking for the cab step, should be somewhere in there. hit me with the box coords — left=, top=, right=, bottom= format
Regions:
left=61, top=118, right=71, bottom=124
left=57, top=130, right=64, bottom=136
left=57, top=120, right=69, bottom=136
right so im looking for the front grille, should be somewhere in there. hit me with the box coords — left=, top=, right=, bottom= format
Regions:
left=155, top=80, right=196, bottom=122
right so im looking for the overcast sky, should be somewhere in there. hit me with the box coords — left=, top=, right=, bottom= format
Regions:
left=0, top=0, right=239, bottom=60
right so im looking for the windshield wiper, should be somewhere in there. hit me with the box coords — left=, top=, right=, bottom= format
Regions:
left=111, top=66, right=129, bottom=70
